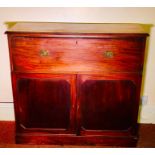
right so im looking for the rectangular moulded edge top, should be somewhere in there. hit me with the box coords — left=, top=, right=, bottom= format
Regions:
left=5, top=22, right=150, bottom=35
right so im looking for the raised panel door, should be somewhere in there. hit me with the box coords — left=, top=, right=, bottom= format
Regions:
left=12, top=73, right=76, bottom=135
left=77, top=74, right=141, bottom=136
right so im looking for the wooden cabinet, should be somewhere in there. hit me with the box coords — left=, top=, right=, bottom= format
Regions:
left=6, top=22, right=148, bottom=147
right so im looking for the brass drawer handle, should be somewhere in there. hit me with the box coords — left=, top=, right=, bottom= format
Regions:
left=103, top=51, right=114, bottom=58
left=39, top=50, right=49, bottom=56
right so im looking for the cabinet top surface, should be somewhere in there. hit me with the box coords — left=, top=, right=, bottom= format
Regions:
left=6, top=22, right=149, bottom=34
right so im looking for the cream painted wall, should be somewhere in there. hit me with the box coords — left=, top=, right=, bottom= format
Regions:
left=0, top=7, right=155, bottom=123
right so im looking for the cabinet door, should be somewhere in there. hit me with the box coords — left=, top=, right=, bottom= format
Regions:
left=77, top=74, right=141, bottom=136
left=12, top=73, right=76, bottom=134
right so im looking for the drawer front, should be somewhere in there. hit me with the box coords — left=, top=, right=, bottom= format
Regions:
left=10, top=37, right=77, bottom=73
left=76, top=38, right=145, bottom=73
left=10, top=36, right=145, bottom=73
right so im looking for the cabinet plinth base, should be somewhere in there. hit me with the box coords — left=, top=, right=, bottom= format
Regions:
left=16, top=133, right=137, bottom=147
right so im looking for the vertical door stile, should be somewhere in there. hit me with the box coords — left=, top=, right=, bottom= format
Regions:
left=76, top=74, right=81, bottom=136
left=69, top=74, right=77, bottom=133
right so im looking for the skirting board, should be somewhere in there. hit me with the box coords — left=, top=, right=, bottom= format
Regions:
left=139, top=104, right=155, bottom=123
left=0, top=103, right=155, bottom=123
left=0, top=103, right=14, bottom=120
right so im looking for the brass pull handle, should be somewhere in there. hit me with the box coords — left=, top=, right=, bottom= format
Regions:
left=39, top=50, right=49, bottom=56
left=103, top=51, right=114, bottom=58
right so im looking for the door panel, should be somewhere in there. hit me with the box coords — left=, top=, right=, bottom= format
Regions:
left=13, top=74, right=76, bottom=134
left=78, top=74, right=141, bottom=134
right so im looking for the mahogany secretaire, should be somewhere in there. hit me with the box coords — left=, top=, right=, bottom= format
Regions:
left=6, top=22, right=149, bottom=147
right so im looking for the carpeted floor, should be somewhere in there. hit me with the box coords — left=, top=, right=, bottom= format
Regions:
left=0, top=121, right=155, bottom=148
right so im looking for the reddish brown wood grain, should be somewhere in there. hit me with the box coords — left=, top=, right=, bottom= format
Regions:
left=16, top=133, right=137, bottom=147
left=6, top=30, right=148, bottom=147
left=12, top=73, right=77, bottom=134
left=8, top=35, right=146, bottom=73
left=81, top=80, right=136, bottom=130
left=77, top=73, right=142, bottom=136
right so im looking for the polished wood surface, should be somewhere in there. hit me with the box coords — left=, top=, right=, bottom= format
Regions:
left=12, top=73, right=77, bottom=134
left=17, top=77, right=70, bottom=129
left=6, top=22, right=149, bottom=34
left=1, top=121, right=155, bottom=148
left=9, top=36, right=146, bottom=73
left=77, top=73, right=141, bottom=137
left=6, top=23, right=148, bottom=146
left=80, top=79, right=136, bottom=130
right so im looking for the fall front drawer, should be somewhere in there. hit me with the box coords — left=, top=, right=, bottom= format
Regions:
left=9, top=36, right=146, bottom=73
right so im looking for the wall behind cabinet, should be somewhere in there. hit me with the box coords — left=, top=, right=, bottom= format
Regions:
left=0, top=7, right=155, bottom=123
